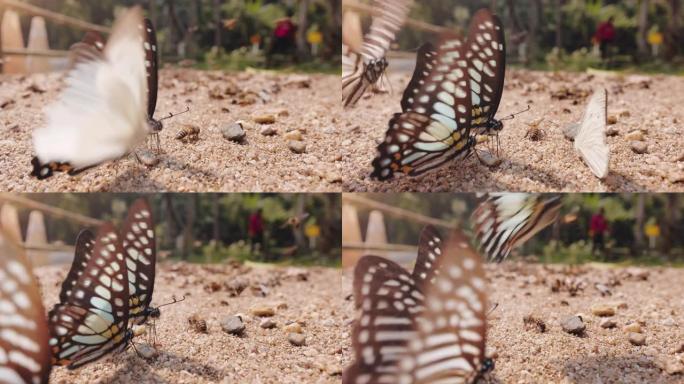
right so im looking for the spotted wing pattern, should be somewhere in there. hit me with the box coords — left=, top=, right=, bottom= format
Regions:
left=344, top=255, right=424, bottom=383
left=371, top=35, right=473, bottom=180
left=120, top=199, right=156, bottom=325
left=400, top=43, right=438, bottom=113
left=342, top=0, right=413, bottom=107
left=344, top=228, right=491, bottom=384
left=48, top=223, right=132, bottom=369
left=58, top=229, right=95, bottom=303
left=142, top=18, right=159, bottom=122
left=472, top=193, right=562, bottom=262
left=399, top=229, right=489, bottom=383
left=0, top=236, right=52, bottom=384
left=465, top=9, right=506, bottom=135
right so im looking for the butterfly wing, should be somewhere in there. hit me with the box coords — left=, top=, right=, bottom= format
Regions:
left=371, top=35, right=473, bottom=180
left=465, top=9, right=506, bottom=134
left=342, top=0, right=413, bottom=107
left=472, top=193, right=562, bottom=262
left=48, top=223, right=131, bottom=369
left=0, top=235, right=52, bottom=384
left=400, top=229, right=489, bottom=383
left=142, top=18, right=159, bottom=120
left=120, top=199, right=156, bottom=325
left=58, top=229, right=95, bottom=303
left=574, top=88, right=609, bottom=179
left=32, top=7, right=148, bottom=172
left=411, top=225, right=443, bottom=289
left=344, top=255, right=423, bottom=384
left=401, top=43, right=438, bottom=113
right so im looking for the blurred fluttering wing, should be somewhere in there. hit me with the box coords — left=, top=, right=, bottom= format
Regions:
left=574, top=88, right=609, bottom=179
left=0, top=235, right=52, bottom=384
left=371, top=35, right=473, bottom=180
left=472, top=193, right=562, bottom=262
left=342, top=0, right=413, bottom=107
left=31, top=7, right=148, bottom=179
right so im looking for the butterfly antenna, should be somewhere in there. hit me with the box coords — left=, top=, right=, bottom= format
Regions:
left=158, top=106, right=190, bottom=122
left=486, top=302, right=499, bottom=316
left=156, top=295, right=186, bottom=309
left=499, top=105, right=531, bottom=121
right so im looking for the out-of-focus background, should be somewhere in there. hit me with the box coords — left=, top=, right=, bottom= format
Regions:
left=342, top=193, right=684, bottom=268
left=0, top=0, right=341, bottom=74
left=0, top=193, right=341, bottom=267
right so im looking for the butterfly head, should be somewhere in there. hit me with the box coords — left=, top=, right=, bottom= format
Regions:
left=149, top=307, right=161, bottom=319
left=480, top=357, right=495, bottom=375
left=147, top=117, right=163, bottom=133
left=487, top=119, right=503, bottom=134
left=364, top=58, right=388, bottom=83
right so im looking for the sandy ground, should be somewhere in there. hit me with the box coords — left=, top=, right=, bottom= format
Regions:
left=342, top=262, right=684, bottom=383
left=39, top=262, right=343, bottom=383
left=341, top=65, right=684, bottom=192
left=0, top=68, right=343, bottom=192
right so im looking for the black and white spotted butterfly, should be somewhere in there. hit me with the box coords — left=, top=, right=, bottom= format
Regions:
left=48, top=223, right=135, bottom=369
left=371, top=34, right=474, bottom=180
left=472, top=193, right=562, bottom=263
left=344, top=226, right=493, bottom=383
left=342, top=0, right=413, bottom=108
left=0, top=233, right=52, bottom=384
left=30, top=7, right=149, bottom=180
left=49, top=199, right=160, bottom=368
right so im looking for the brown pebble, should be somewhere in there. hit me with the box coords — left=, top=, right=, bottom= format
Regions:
left=607, top=115, right=618, bottom=125
left=325, top=171, right=342, bottom=183
left=665, top=359, right=684, bottom=375
left=284, top=130, right=303, bottom=141
left=250, top=305, right=275, bottom=317
left=668, top=171, right=684, bottom=184
left=284, top=322, right=303, bottom=334
left=606, top=126, right=619, bottom=136
left=628, top=332, right=646, bottom=346
left=623, top=322, right=642, bottom=333
left=591, top=304, right=616, bottom=317
left=625, top=130, right=645, bottom=141
left=600, top=318, right=617, bottom=329
left=260, top=126, right=277, bottom=136
left=260, top=318, right=277, bottom=329
left=253, top=114, right=276, bottom=124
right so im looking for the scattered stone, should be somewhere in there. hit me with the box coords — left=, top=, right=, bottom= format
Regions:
left=288, top=332, right=306, bottom=346
left=591, top=304, right=615, bottom=317
left=664, top=359, right=684, bottom=375
left=625, top=131, right=645, bottom=141
left=222, top=122, right=246, bottom=143
left=617, top=109, right=631, bottom=118
left=615, top=301, right=629, bottom=309
left=259, top=126, right=277, bottom=136
left=324, top=171, right=342, bottom=183
left=221, top=315, right=245, bottom=335
left=607, top=115, right=618, bottom=125
left=479, top=150, right=502, bottom=167
left=284, top=75, right=311, bottom=88
left=325, top=362, right=343, bottom=376
left=675, top=342, right=684, bottom=353
left=561, top=315, right=585, bottom=335
left=631, top=141, right=648, bottom=154
left=284, top=322, right=303, bottom=334
left=628, top=332, right=646, bottom=346
left=677, top=152, right=684, bottom=162
left=288, top=141, right=306, bottom=154
left=274, top=108, right=290, bottom=117
left=137, top=149, right=159, bottom=167
left=250, top=305, right=275, bottom=317
left=137, top=344, right=157, bottom=359
left=253, top=114, right=276, bottom=124
left=606, top=126, right=619, bottom=136
left=600, top=318, right=617, bottom=329
left=523, top=314, right=547, bottom=333
left=260, top=318, right=277, bottom=329
left=661, top=317, right=676, bottom=327
left=668, top=171, right=684, bottom=184
left=595, top=283, right=612, bottom=296
left=284, top=130, right=303, bottom=141
left=623, top=322, right=642, bottom=333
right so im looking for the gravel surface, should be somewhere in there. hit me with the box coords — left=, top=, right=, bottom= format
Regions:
left=342, top=262, right=684, bottom=383
left=340, top=66, right=684, bottom=192
left=39, top=262, right=344, bottom=383
left=0, top=69, right=343, bottom=192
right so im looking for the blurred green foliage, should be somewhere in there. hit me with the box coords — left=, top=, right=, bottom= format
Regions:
left=357, top=194, right=684, bottom=264
left=19, top=193, right=341, bottom=266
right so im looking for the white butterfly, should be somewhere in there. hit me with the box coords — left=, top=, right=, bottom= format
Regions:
left=31, top=7, right=148, bottom=179
left=570, top=88, right=610, bottom=179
